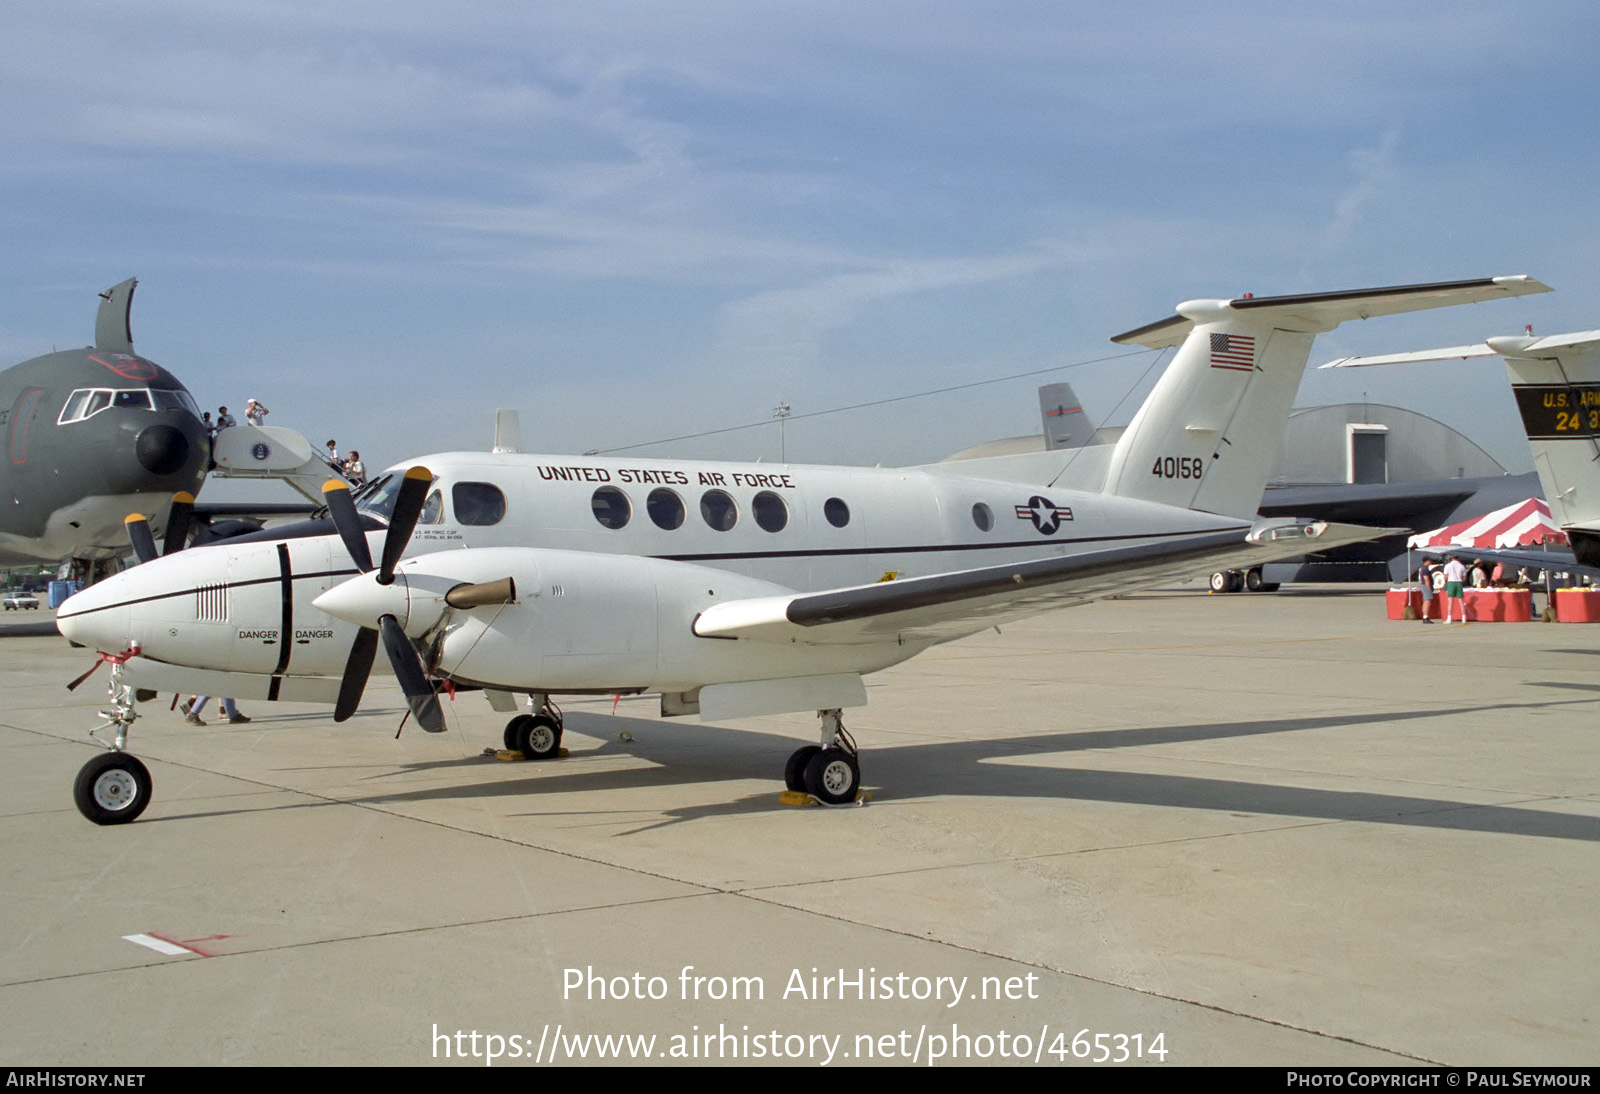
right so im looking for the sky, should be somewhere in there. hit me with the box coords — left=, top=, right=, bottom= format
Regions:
left=2, top=1, right=1597, bottom=478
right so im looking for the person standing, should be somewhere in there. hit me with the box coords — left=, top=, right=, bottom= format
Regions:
left=1442, top=554, right=1469, bottom=624
left=245, top=399, right=269, bottom=426
left=344, top=450, right=366, bottom=484
left=1418, top=559, right=1437, bottom=624
left=216, top=406, right=236, bottom=430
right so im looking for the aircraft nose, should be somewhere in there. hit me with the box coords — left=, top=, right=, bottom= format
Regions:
left=134, top=424, right=191, bottom=476
left=55, top=582, right=130, bottom=652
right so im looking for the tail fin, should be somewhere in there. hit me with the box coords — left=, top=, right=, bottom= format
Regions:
left=1100, top=277, right=1550, bottom=518
left=1038, top=382, right=1098, bottom=449
left=1323, top=325, right=1600, bottom=536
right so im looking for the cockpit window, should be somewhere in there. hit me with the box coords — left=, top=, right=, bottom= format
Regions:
left=353, top=473, right=402, bottom=520
left=112, top=390, right=154, bottom=410
left=58, top=386, right=197, bottom=424
left=151, top=388, right=203, bottom=417
left=453, top=482, right=506, bottom=526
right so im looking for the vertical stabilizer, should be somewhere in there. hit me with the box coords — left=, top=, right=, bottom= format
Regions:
left=95, top=278, right=137, bottom=354
left=1487, top=332, right=1600, bottom=535
left=1038, top=382, right=1098, bottom=449
left=1102, top=277, right=1550, bottom=518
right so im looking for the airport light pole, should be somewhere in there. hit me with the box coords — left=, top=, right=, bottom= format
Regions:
left=774, top=402, right=791, bottom=463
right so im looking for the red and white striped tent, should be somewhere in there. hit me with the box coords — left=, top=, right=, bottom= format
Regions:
left=1407, top=497, right=1569, bottom=550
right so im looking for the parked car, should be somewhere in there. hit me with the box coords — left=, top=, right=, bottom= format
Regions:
left=3, top=592, right=40, bottom=610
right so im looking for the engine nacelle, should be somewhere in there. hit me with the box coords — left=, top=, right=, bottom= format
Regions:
left=317, top=547, right=905, bottom=694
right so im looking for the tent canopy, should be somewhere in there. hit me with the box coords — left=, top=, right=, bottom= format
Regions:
left=1407, top=497, right=1568, bottom=550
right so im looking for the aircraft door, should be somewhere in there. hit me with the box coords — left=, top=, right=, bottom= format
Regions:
left=7, top=388, right=44, bottom=466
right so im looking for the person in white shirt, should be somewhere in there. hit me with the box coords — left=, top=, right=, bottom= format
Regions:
left=1442, top=555, right=1468, bottom=624
left=245, top=399, right=269, bottom=426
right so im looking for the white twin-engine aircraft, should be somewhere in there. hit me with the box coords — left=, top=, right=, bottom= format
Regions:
left=57, top=276, right=1549, bottom=823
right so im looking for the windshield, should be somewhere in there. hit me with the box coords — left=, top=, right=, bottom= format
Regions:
left=58, top=386, right=203, bottom=424
left=352, top=473, right=403, bottom=521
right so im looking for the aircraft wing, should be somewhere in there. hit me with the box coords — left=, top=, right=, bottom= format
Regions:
left=693, top=520, right=1392, bottom=646
left=1415, top=544, right=1592, bottom=580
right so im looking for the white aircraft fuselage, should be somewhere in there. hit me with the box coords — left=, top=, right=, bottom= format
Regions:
left=59, top=449, right=1249, bottom=701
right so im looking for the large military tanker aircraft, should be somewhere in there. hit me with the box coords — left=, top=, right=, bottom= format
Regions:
left=57, top=276, right=1549, bottom=824
left=1, top=279, right=211, bottom=577
left=1322, top=325, right=1600, bottom=577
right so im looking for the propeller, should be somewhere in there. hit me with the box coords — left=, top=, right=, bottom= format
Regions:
left=162, top=492, right=195, bottom=556
left=124, top=491, right=199, bottom=564
left=125, top=513, right=157, bottom=565
left=320, top=466, right=445, bottom=731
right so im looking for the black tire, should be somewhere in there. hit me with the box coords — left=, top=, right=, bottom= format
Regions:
left=512, top=714, right=563, bottom=760
left=803, top=747, right=860, bottom=805
left=73, top=752, right=152, bottom=825
left=1209, top=571, right=1230, bottom=593
left=784, top=746, right=821, bottom=791
left=503, top=717, right=522, bottom=752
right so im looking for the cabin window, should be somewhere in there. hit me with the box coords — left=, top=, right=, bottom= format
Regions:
left=648, top=488, right=685, bottom=530
left=824, top=497, right=850, bottom=528
left=752, top=490, right=788, bottom=532
left=700, top=489, right=737, bottom=531
left=419, top=490, right=443, bottom=525
left=972, top=502, right=993, bottom=531
left=592, top=485, right=631, bottom=529
left=453, top=482, right=506, bottom=526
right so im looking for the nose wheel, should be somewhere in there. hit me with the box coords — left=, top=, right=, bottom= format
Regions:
left=74, top=752, right=152, bottom=825
left=73, top=663, right=154, bottom=825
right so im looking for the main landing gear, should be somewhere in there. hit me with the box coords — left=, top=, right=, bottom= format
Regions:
left=502, top=694, right=565, bottom=760
left=73, top=666, right=153, bottom=825
left=783, top=709, right=862, bottom=805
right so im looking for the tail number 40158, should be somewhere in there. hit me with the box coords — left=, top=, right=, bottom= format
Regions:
left=1151, top=456, right=1204, bottom=480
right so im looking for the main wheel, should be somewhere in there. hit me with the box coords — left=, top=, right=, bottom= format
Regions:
left=511, top=714, right=563, bottom=760
left=784, top=746, right=821, bottom=791
left=1209, top=571, right=1230, bottom=593
left=803, top=748, right=860, bottom=805
left=73, top=752, right=152, bottom=825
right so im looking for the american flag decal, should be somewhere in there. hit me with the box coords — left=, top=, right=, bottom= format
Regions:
left=1210, top=332, right=1256, bottom=371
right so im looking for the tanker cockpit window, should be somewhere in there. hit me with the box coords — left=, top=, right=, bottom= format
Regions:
left=112, top=390, right=154, bottom=410
left=59, top=387, right=194, bottom=424
left=150, top=388, right=203, bottom=417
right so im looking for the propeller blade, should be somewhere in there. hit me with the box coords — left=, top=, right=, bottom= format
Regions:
left=444, top=577, right=517, bottom=609
left=333, top=626, right=379, bottom=722
left=379, top=613, right=445, bottom=733
left=323, top=478, right=374, bottom=572
left=377, top=466, right=433, bottom=585
left=161, top=491, right=195, bottom=556
left=125, top=514, right=157, bottom=564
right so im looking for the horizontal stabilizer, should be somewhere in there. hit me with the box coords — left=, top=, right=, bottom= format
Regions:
left=1319, top=344, right=1498, bottom=369
left=1114, top=277, right=1550, bottom=350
